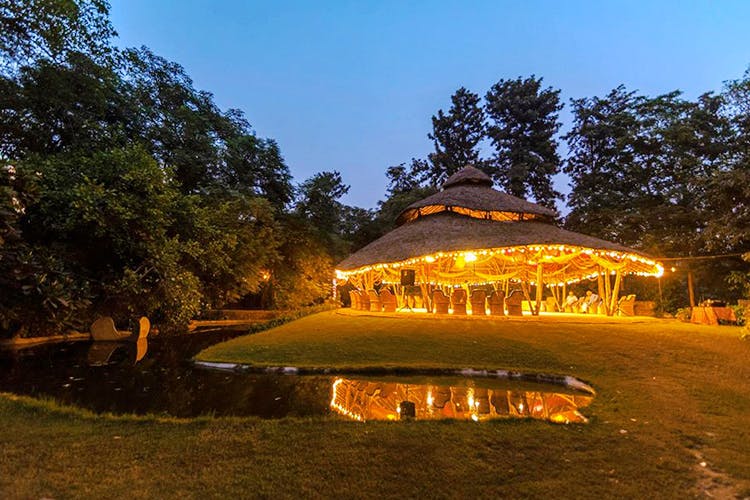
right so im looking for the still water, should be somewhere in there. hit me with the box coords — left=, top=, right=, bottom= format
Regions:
left=0, top=334, right=593, bottom=423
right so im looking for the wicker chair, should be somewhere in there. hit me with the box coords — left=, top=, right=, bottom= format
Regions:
left=349, top=290, right=361, bottom=310
left=359, top=291, right=370, bottom=311
left=432, top=289, right=450, bottom=314
left=380, top=289, right=397, bottom=312
left=544, top=296, right=559, bottom=312
left=470, top=289, right=487, bottom=316
left=617, top=294, right=636, bottom=316
left=506, top=290, right=524, bottom=316
left=487, top=290, right=505, bottom=316
left=451, top=288, right=467, bottom=315
left=368, top=290, right=382, bottom=312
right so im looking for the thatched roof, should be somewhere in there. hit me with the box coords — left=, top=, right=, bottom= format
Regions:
left=337, top=166, right=660, bottom=281
left=337, top=212, right=648, bottom=271
left=396, top=166, right=556, bottom=225
left=442, top=165, right=494, bottom=188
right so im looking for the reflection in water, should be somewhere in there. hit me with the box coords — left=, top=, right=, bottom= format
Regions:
left=0, top=337, right=593, bottom=422
left=330, top=377, right=593, bottom=424
left=86, top=339, right=148, bottom=366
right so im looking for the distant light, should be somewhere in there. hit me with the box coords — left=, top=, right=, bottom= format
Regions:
left=464, top=252, right=477, bottom=262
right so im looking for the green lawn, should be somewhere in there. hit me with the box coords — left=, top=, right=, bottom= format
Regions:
left=2, top=310, right=749, bottom=498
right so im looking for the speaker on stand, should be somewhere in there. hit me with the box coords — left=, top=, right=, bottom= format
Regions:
left=399, top=270, right=416, bottom=311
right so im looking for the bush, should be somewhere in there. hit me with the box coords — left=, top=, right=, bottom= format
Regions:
left=675, top=307, right=692, bottom=322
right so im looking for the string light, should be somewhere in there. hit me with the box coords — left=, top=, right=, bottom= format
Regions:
left=336, top=244, right=663, bottom=284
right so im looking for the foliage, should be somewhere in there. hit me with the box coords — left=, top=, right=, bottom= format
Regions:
left=0, top=3, right=303, bottom=334
left=485, top=76, right=563, bottom=208
left=266, top=215, right=334, bottom=309
left=0, top=0, right=114, bottom=70
left=122, top=47, right=294, bottom=205
left=564, top=81, right=749, bottom=310
left=295, top=171, right=349, bottom=237
left=9, top=147, right=279, bottom=333
left=427, top=87, right=486, bottom=185
left=0, top=51, right=129, bottom=157
left=674, top=307, right=692, bottom=322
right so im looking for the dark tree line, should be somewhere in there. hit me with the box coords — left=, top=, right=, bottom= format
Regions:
left=394, top=77, right=564, bottom=210
left=2, top=1, right=749, bottom=336
left=348, top=76, right=750, bottom=310
left=0, top=0, right=351, bottom=336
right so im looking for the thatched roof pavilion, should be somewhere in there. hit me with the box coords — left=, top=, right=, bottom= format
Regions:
left=336, top=166, right=663, bottom=315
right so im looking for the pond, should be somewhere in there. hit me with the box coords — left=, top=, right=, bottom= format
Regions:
left=0, top=334, right=593, bottom=423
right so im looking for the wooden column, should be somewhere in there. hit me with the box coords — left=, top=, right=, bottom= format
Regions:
left=609, top=270, right=623, bottom=315
left=603, top=270, right=613, bottom=314
left=535, top=263, right=544, bottom=315
left=597, top=268, right=609, bottom=316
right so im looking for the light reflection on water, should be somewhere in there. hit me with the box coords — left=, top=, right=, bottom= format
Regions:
left=330, top=377, right=593, bottom=424
left=1, top=337, right=593, bottom=423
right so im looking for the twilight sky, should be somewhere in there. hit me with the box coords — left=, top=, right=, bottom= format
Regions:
left=109, top=1, right=750, bottom=211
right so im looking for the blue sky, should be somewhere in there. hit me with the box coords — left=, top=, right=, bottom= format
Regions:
left=109, top=1, right=750, bottom=211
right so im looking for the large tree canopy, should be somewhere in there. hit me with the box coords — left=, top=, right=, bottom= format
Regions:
left=427, top=87, right=486, bottom=185
left=0, top=0, right=114, bottom=68
left=485, top=76, right=563, bottom=209
left=0, top=3, right=301, bottom=335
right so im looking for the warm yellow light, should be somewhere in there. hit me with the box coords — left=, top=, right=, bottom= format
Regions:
left=551, top=414, right=568, bottom=424
left=464, top=251, right=477, bottom=262
left=425, top=255, right=436, bottom=263
left=655, top=264, right=665, bottom=278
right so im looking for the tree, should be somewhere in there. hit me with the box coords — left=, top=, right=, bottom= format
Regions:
left=11, top=147, right=280, bottom=333
left=485, top=76, right=563, bottom=208
left=564, top=84, right=745, bottom=309
left=0, top=45, right=293, bottom=332
left=427, top=87, right=486, bottom=185
left=267, top=214, right=334, bottom=309
left=704, top=68, right=750, bottom=253
left=0, top=51, right=128, bottom=158
left=295, top=171, right=350, bottom=239
left=565, top=86, right=733, bottom=255
left=564, top=86, right=644, bottom=242
left=0, top=0, right=114, bottom=70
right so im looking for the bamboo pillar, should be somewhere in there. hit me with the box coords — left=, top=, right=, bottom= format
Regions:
left=609, top=270, right=623, bottom=315
left=603, top=270, right=612, bottom=313
left=520, top=280, right=534, bottom=315
left=535, top=263, right=544, bottom=315
left=597, top=269, right=609, bottom=316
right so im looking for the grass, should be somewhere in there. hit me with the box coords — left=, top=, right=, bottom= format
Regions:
left=2, top=310, right=750, bottom=498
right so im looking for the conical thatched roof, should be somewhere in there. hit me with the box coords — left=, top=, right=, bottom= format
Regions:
left=396, top=165, right=556, bottom=225
left=336, top=166, right=661, bottom=283
left=442, top=165, right=494, bottom=188
left=337, top=212, right=643, bottom=271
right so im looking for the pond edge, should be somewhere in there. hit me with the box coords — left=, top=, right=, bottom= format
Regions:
left=192, top=361, right=596, bottom=395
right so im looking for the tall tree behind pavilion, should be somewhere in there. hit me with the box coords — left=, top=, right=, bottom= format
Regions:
left=704, top=68, right=750, bottom=297
left=564, top=85, right=742, bottom=308
left=427, top=87, right=486, bottom=185
left=264, top=171, right=352, bottom=309
left=565, top=86, right=733, bottom=255
left=485, top=76, right=563, bottom=209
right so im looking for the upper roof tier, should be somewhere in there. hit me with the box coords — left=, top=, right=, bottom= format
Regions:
left=396, top=165, right=557, bottom=225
